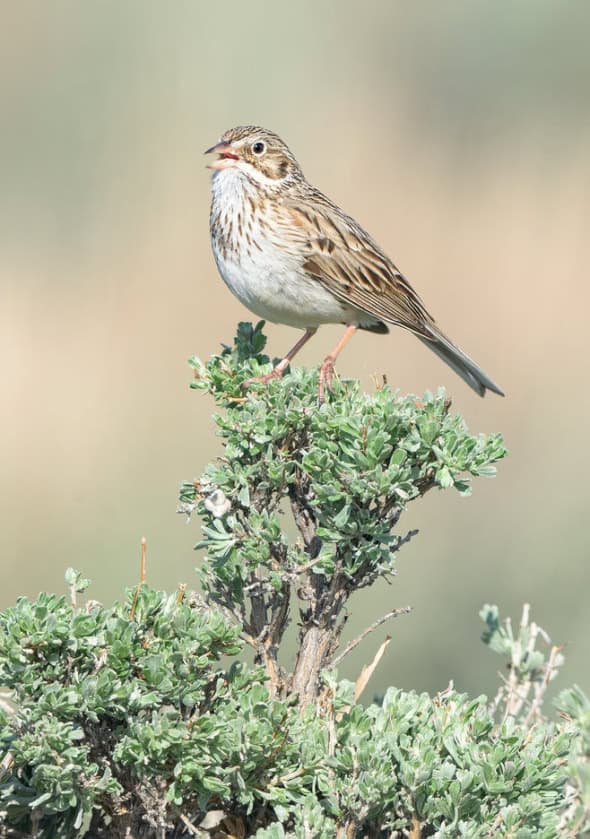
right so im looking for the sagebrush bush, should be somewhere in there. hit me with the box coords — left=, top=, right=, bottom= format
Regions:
left=0, top=323, right=587, bottom=838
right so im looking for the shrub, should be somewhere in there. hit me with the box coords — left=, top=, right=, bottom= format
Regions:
left=0, top=323, right=586, bottom=837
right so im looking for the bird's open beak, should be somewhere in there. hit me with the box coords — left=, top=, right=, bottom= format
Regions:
left=204, top=141, right=240, bottom=170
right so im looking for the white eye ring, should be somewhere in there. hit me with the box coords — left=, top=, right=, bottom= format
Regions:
left=252, top=141, right=266, bottom=155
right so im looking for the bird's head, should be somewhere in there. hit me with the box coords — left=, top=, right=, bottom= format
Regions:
left=205, top=126, right=303, bottom=189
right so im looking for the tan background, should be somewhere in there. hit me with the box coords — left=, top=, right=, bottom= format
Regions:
left=2, top=1, right=589, bottom=700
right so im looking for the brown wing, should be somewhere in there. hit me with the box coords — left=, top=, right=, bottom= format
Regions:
left=282, top=190, right=436, bottom=336
left=276, top=189, right=504, bottom=398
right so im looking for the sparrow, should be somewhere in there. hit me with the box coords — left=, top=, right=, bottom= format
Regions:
left=206, top=126, right=503, bottom=401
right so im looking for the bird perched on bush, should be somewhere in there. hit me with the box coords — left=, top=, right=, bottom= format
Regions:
left=206, top=125, right=503, bottom=401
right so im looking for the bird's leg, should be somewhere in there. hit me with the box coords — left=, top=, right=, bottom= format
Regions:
left=244, top=327, right=317, bottom=387
left=318, top=325, right=358, bottom=402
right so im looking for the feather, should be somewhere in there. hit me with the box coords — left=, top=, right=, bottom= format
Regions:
left=281, top=193, right=503, bottom=396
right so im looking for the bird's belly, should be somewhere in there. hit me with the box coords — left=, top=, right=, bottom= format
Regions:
left=213, top=241, right=352, bottom=329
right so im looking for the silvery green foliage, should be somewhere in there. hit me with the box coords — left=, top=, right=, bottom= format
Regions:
left=0, top=324, right=584, bottom=837
left=0, top=587, right=575, bottom=837
left=180, top=323, right=506, bottom=692
left=555, top=687, right=590, bottom=834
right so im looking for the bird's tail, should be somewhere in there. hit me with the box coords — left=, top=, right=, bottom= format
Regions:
left=418, top=326, right=504, bottom=397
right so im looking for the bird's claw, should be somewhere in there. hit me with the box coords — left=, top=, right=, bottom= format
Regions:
left=318, top=358, right=336, bottom=403
left=242, top=366, right=286, bottom=389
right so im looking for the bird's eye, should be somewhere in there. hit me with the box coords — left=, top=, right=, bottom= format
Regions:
left=252, top=141, right=266, bottom=155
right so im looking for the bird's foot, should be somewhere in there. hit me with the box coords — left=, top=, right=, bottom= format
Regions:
left=318, top=358, right=337, bottom=403
left=243, top=361, right=288, bottom=389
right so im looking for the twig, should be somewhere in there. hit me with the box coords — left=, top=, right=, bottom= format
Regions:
left=503, top=604, right=533, bottom=720
left=129, top=537, right=147, bottom=620
left=69, top=582, right=77, bottom=609
left=178, top=812, right=203, bottom=836
left=140, top=536, right=147, bottom=583
left=329, top=607, right=411, bottom=669
left=0, top=750, right=14, bottom=782
left=354, top=635, right=391, bottom=702
left=269, top=766, right=306, bottom=787
left=523, top=643, right=564, bottom=726
left=289, top=553, right=330, bottom=576
left=409, top=815, right=422, bottom=839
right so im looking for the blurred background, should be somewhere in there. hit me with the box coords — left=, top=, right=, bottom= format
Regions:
left=2, top=1, right=589, bottom=701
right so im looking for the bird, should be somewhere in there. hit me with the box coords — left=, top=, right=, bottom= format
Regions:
left=205, top=125, right=504, bottom=402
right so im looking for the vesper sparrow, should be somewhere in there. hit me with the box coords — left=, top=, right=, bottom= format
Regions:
left=206, top=126, right=503, bottom=401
